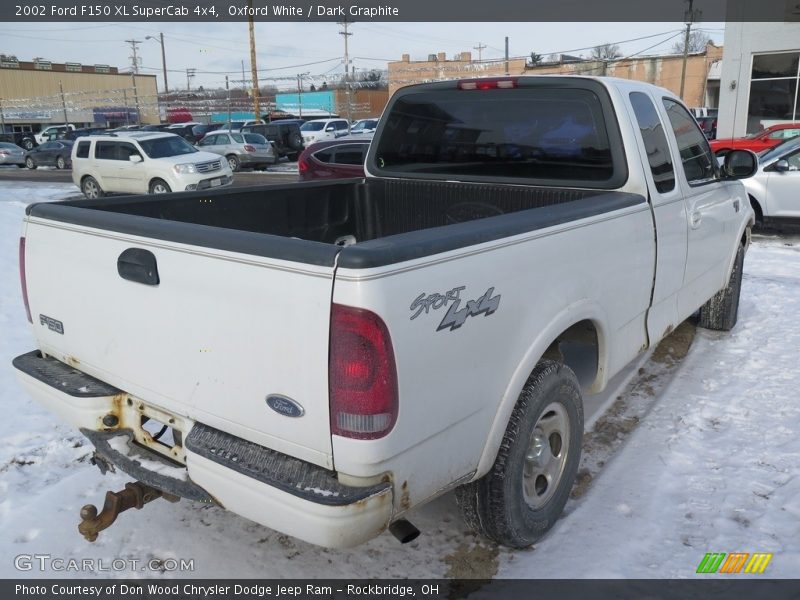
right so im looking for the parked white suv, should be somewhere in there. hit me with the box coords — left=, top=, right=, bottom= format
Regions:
left=35, top=124, right=76, bottom=144
left=71, top=132, right=234, bottom=198
left=300, top=118, right=350, bottom=144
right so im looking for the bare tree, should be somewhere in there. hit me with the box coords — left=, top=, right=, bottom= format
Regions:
left=591, top=43, right=622, bottom=61
left=671, top=31, right=713, bottom=54
left=528, top=52, right=544, bottom=66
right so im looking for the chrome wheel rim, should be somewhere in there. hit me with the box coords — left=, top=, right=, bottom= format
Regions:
left=25, top=158, right=34, bottom=168
left=522, top=402, right=570, bottom=509
left=84, top=179, right=99, bottom=198
left=57, top=157, right=65, bottom=169
left=152, top=183, right=168, bottom=194
left=228, top=157, right=237, bottom=171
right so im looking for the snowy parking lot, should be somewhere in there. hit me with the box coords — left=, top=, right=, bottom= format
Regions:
left=0, top=182, right=798, bottom=578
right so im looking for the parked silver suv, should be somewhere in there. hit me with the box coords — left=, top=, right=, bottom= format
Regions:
left=196, top=131, right=276, bottom=171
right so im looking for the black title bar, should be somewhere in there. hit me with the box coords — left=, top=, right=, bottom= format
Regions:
left=4, top=0, right=800, bottom=22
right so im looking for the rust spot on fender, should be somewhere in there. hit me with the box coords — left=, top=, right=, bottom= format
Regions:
left=399, top=480, right=410, bottom=511
left=65, top=355, right=80, bottom=367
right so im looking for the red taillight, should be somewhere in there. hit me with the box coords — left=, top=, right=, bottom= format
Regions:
left=243, top=144, right=256, bottom=152
left=19, top=237, right=32, bottom=323
left=458, top=77, right=518, bottom=91
left=329, top=304, right=398, bottom=440
left=298, top=154, right=309, bottom=173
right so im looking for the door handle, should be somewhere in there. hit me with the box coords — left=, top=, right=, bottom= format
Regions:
left=690, top=211, right=702, bottom=229
left=117, top=248, right=160, bottom=286
left=733, top=199, right=741, bottom=213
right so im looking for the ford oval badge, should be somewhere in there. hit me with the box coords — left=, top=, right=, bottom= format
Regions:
left=266, top=394, right=305, bottom=418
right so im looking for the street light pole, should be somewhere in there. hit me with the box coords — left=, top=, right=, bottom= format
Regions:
left=146, top=33, right=169, bottom=93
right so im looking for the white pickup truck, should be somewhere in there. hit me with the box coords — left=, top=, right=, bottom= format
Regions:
left=14, top=77, right=757, bottom=549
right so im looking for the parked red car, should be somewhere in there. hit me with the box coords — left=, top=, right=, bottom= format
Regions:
left=710, top=123, right=800, bottom=156
left=298, top=139, right=370, bottom=181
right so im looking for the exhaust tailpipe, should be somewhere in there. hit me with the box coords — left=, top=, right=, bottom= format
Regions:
left=388, top=518, right=420, bottom=544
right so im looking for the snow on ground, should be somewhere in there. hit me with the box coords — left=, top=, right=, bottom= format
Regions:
left=0, top=182, right=798, bottom=579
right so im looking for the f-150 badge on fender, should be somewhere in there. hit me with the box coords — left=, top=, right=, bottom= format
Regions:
left=410, top=286, right=501, bottom=332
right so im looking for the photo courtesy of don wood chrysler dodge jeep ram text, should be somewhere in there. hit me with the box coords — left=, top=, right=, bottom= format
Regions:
left=14, top=76, right=756, bottom=548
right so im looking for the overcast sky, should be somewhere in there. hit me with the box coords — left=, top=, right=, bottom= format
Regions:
left=0, top=21, right=725, bottom=92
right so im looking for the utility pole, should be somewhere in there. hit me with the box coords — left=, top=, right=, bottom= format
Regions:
left=339, top=20, right=353, bottom=122
left=59, top=81, right=69, bottom=125
left=297, top=73, right=303, bottom=118
left=146, top=33, right=168, bottom=93
left=473, top=42, right=486, bottom=62
left=679, top=0, right=698, bottom=100
left=247, top=0, right=261, bottom=120
left=226, top=75, right=231, bottom=124
left=186, top=68, right=196, bottom=91
left=122, top=89, right=129, bottom=126
left=131, top=73, right=141, bottom=125
left=504, top=37, right=509, bottom=75
left=0, top=98, right=6, bottom=134
left=125, top=39, right=141, bottom=75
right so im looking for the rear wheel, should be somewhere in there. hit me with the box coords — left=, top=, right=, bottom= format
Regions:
left=226, top=154, right=240, bottom=172
left=698, top=243, right=745, bottom=331
left=21, top=138, right=34, bottom=151
left=455, top=360, right=583, bottom=548
left=148, top=179, right=172, bottom=194
left=81, top=176, right=104, bottom=199
left=56, top=156, right=66, bottom=170
left=25, top=157, right=36, bottom=170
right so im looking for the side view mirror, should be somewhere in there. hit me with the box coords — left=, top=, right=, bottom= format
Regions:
left=722, top=149, right=758, bottom=179
left=129, top=154, right=143, bottom=163
left=325, top=126, right=335, bottom=132
left=769, top=159, right=790, bottom=172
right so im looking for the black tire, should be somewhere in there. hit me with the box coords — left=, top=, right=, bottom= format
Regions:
left=56, top=156, right=66, bottom=170
left=81, top=176, right=104, bottom=199
left=25, top=157, right=36, bottom=170
left=288, top=132, right=303, bottom=151
left=698, top=243, right=745, bottom=331
left=455, top=360, right=583, bottom=548
left=749, top=197, right=763, bottom=232
left=148, top=179, right=172, bottom=194
left=21, top=138, right=34, bottom=151
left=226, top=154, right=240, bottom=172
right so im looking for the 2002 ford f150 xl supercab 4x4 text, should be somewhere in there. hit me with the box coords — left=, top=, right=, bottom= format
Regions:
left=13, top=77, right=757, bottom=549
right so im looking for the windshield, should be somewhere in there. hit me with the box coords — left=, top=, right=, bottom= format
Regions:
left=229, top=121, right=245, bottom=129
left=244, top=133, right=267, bottom=144
left=758, top=137, right=800, bottom=163
left=138, top=136, right=199, bottom=159
left=301, top=122, right=325, bottom=131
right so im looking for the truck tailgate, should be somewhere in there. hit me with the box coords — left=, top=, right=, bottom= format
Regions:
left=22, top=217, right=335, bottom=468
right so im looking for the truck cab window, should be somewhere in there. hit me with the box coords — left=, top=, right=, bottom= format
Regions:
left=662, top=98, right=717, bottom=185
left=629, top=92, right=675, bottom=193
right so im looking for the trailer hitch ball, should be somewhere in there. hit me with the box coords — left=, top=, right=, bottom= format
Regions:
left=78, top=481, right=169, bottom=542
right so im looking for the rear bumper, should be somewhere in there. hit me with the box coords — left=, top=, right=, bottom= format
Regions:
left=12, top=350, right=392, bottom=548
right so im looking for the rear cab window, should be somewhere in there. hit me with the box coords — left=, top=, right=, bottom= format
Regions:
left=75, top=141, right=91, bottom=159
left=369, top=78, right=628, bottom=188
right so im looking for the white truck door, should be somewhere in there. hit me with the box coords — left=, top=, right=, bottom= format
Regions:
left=765, top=148, right=800, bottom=218
left=660, top=98, right=739, bottom=318
left=624, top=90, right=688, bottom=343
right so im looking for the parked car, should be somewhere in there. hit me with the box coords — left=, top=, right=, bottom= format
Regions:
left=70, top=132, right=233, bottom=198
left=298, top=139, right=370, bottom=180
left=300, top=118, right=350, bottom=145
left=0, top=142, right=26, bottom=167
left=24, top=140, right=74, bottom=169
left=34, top=124, right=76, bottom=145
left=221, top=119, right=264, bottom=132
left=15, top=77, right=756, bottom=550
left=696, top=116, right=717, bottom=140
left=196, top=131, right=276, bottom=171
left=140, top=124, right=174, bottom=132
left=1, top=128, right=37, bottom=150
left=347, top=119, right=379, bottom=136
left=64, top=127, right=108, bottom=141
left=190, top=123, right=223, bottom=143
left=743, top=135, right=800, bottom=228
left=242, top=122, right=304, bottom=161
left=711, top=123, right=800, bottom=156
